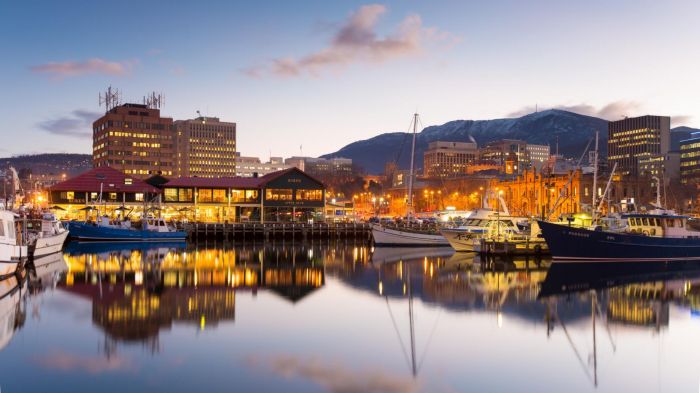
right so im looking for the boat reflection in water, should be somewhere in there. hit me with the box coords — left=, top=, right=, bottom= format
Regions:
left=59, top=241, right=326, bottom=352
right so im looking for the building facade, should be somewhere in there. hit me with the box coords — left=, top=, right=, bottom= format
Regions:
left=285, top=157, right=353, bottom=180
left=480, top=139, right=529, bottom=175
left=174, top=117, right=237, bottom=178
left=526, top=144, right=551, bottom=170
left=423, top=141, right=478, bottom=178
left=235, top=155, right=290, bottom=177
left=680, top=133, right=700, bottom=185
left=608, top=115, right=671, bottom=176
left=93, top=104, right=175, bottom=178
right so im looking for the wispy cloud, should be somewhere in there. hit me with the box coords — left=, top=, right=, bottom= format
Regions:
left=245, top=353, right=420, bottom=393
left=245, top=4, right=456, bottom=78
left=30, top=58, right=137, bottom=79
left=671, top=115, right=693, bottom=127
left=38, top=110, right=101, bottom=138
left=34, top=351, right=134, bottom=374
left=507, top=101, right=644, bottom=120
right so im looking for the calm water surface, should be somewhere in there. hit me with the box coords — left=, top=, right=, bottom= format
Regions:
left=0, top=241, right=699, bottom=393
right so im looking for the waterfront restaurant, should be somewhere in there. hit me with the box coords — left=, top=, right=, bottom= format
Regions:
left=47, top=166, right=161, bottom=220
left=48, top=167, right=327, bottom=223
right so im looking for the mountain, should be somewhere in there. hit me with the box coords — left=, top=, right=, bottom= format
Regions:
left=0, top=154, right=92, bottom=177
left=322, top=109, right=609, bottom=174
left=671, top=126, right=700, bottom=151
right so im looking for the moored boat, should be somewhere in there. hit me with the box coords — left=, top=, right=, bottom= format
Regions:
left=68, top=216, right=187, bottom=241
left=371, top=224, right=450, bottom=247
left=538, top=211, right=700, bottom=261
left=27, top=212, right=69, bottom=258
left=440, top=208, right=528, bottom=252
left=0, top=210, right=28, bottom=279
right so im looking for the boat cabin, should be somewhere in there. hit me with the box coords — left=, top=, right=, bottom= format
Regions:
left=624, top=214, right=692, bottom=237
left=143, top=217, right=172, bottom=233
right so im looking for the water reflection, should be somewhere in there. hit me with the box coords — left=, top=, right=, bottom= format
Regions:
left=0, top=242, right=699, bottom=391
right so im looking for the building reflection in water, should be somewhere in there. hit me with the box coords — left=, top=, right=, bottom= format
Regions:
left=59, top=242, right=325, bottom=353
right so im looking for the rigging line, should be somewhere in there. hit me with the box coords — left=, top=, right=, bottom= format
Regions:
left=547, top=137, right=594, bottom=219
left=385, top=296, right=412, bottom=372
left=557, top=313, right=595, bottom=385
left=393, top=116, right=418, bottom=167
left=417, top=308, right=441, bottom=372
left=595, top=295, right=617, bottom=352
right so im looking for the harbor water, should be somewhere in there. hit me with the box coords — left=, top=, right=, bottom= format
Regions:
left=0, top=241, right=699, bottom=392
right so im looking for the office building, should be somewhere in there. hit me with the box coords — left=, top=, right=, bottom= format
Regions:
left=423, top=141, right=478, bottom=178
left=235, top=154, right=290, bottom=177
left=608, top=115, right=671, bottom=176
left=680, top=132, right=700, bottom=185
left=526, top=144, right=550, bottom=170
left=174, top=116, right=236, bottom=178
left=480, top=139, right=529, bottom=174
left=92, top=103, right=175, bottom=178
left=285, top=157, right=353, bottom=180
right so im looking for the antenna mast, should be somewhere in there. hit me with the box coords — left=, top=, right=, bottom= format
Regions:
left=143, top=91, right=164, bottom=109
left=98, top=86, right=121, bottom=113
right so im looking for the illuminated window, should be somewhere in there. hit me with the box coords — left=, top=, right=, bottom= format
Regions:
left=296, top=189, right=323, bottom=201
left=198, top=189, right=213, bottom=203
left=266, top=188, right=292, bottom=201
left=178, top=188, right=193, bottom=202
left=109, top=193, right=117, bottom=200
left=135, top=193, right=144, bottom=202
left=124, top=178, right=133, bottom=185
left=165, top=188, right=177, bottom=202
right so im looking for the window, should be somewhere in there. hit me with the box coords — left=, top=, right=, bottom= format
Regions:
left=90, top=192, right=98, bottom=201
left=7, top=222, right=14, bottom=239
left=109, top=193, right=117, bottom=200
left=245, top=190, right=258, bottom=202
left=198, top=189, right=213, bottom=203
left=124, top=178, right=133, bottom=185
left=165, top=188, right=178, bottom=202
left=296, top=189, right=323, bottom=201
left=0, top=220, right=4, bottom=237
left=135, top=193, right=144, bottom=202
left=213, top=189, right=226, bottom=203
left=60, top=191, right=75, bottom=201
left=178, top=188, right=193, bottom=202
left=266, top=188, right=292, bottom=201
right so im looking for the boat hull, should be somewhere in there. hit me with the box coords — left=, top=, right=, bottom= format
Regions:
left=538, top=220, right=700, bottom=261
left=440, top=228, right=481, bottom=252
left=372, top=225, right=450, bottom=247
left=32, top=230, right=69, bottom=258
left=68, top=222, right=187, bottom=241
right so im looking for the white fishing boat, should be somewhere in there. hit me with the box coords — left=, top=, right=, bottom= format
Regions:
left=0, top=275, right=22, bottom=352
left=0, top=210, right=28, bottom=279
left=28, top=212, right=69, bottom=258
left=371, top=113, right=449, bottom=247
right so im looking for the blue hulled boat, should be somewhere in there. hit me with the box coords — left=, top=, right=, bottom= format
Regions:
left=538, top=211, right=700, bottom=261
left=68, top=217, right=187, bottom=241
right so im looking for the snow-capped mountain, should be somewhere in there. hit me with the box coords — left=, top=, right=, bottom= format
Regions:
left=322, top=109, right=607, bottom=174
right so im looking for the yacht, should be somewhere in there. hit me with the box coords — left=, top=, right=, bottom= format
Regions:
left=371, top=113, right=449, bottom=247
left=440, top=208, right=528, bottom=252
left=28, top=212, right=69, bottom=258
left=0, top=210, right=28, bottom=279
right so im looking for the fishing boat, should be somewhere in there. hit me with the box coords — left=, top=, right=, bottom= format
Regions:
left=0, top=210, right=28, bottom=279
left=68, top=216, right=187, bottom=241
left=371, top=113, right=449, bottom=247
left=27, top=212, right=69, bottom=258
left=538, top=211, right=700, bottom=261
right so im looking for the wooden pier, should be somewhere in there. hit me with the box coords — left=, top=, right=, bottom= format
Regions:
left=177, top=222, right=372, bottom=242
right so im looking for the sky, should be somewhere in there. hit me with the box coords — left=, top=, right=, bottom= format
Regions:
left=1, top=0, right=699, bottom=159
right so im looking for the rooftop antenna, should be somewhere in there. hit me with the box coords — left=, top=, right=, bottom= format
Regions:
left=143, top=91, right=163, bottom=109
left=99, top=86, right=121, bottom=112
left=196, top=110, right=205, bottom=123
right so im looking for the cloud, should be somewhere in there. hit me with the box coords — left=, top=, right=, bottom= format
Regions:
left=34, top=351, right=134, bottom=374
left=671, top=115, right=692, bottom=127
left=246, top=354, right=419, bottom=393
left=30, top=58, right=136, bottom=79
left=245, top=4, right=456, bottom=78
left=507, top=101, right=644, bottom=120
left=38, top=110, right=102, bottom=138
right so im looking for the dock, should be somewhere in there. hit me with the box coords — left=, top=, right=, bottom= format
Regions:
left=177, top=222, right=372, bottom=242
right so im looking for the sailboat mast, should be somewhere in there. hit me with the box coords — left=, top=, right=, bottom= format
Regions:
left=592, top=131, right=598, bottom=221
left=406, top=113, right=418, bottom=219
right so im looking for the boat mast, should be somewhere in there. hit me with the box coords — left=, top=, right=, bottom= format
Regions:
left=592, top=131, right=598, bottom=221
left=406, top=113, right=418, bottom=220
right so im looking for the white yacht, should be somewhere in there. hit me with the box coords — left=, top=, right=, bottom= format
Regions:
left=440, top=208, right=528, bottom=252
left=28, top=212, right=69, bottom=258
left=0, top=210, right=28, bottom=279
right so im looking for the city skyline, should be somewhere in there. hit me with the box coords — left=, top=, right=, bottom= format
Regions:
left=2, top=0, right=699, bottom=159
